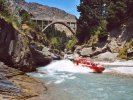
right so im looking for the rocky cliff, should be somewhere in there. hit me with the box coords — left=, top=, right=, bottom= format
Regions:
left=0, top=16, right=33, bottom=71
left=0, top=15, right=55, bottom=71
left=0, top=0, right=55, bottom=98
left=14, top=0, right=76, bottom=21
left=0, top=0, right=59, bottom=72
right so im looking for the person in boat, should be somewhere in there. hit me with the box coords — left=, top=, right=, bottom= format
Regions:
left=76, top=57, right=105, bottom=73
left=73, top=50, right=80, bottom=63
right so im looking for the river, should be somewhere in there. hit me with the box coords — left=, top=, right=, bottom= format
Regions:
left=27, top=59, right=133, bottom=100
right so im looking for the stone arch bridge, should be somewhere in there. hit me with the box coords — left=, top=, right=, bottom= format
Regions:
left=31, top=18, right=77, bottom=34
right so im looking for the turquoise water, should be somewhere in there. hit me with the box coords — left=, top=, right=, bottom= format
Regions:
left=28, top=60, right=133, bottom=100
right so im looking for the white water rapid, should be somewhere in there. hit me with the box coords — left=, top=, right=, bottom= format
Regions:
left=27, top=60, right=133, bottom=100
left=37, top=59, right=94, bottom=74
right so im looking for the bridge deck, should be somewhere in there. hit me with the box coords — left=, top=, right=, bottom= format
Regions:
left=31, top=18, right=77, bottom=34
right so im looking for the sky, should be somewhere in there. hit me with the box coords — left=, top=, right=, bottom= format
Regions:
left=25, top=0, right=80, bottom=18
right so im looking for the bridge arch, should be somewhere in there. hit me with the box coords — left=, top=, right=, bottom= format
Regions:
left=42, top=21, right=76, bottom=34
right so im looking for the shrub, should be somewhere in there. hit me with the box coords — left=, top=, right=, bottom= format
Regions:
left=128, top=39, right=133, bottom=48
left=19, top=10, right=30, bottom=23
left=66, top=36, right=77, bottom=51
left=117, top=47, right=128, bottom=59
left=0, top=0, right=10, bottom=16
left=87, top=35, right=97, bottom=46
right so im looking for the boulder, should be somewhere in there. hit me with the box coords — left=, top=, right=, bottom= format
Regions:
left=90, top=50, right=102, bottom=57
left=127, top=48, right=133, bottom=58
left=30, top=45, right=51, bottom=66
left=0, top=61, right=22, bottom=96
left=107, top=38, right=119, bottom=53
left=80, top=47, right=92, bottom=57
left=95, top=52, right=117, bottom=61
left=30, top=43, right=59, bottom=67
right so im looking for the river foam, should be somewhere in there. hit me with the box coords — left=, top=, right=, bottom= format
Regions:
left=97, top=60, right=133, bottom=75
left=97, top=60, right=133, bottom=66
left=37, top=59, right=92, bottom=74
left=111, top=67, right=133, bottom=75
left=36, top=59, right=95, bottom=84
left=37, top=60, right=133, bottom=76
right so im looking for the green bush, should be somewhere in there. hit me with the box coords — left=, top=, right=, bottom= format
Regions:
left=50, top=37, right=59, bottom=47
left=117, top=39, right=133, bottom=60
left=87, top=35, right=97, bottom=46
left=0, top=0, right=20, bottom=27
left=66, top=37, right=77, bottom=50
left=128, top=39, right=133, bottom=48
left=0, top=0, right=10, bottom=16
left=19, top=10, right=30, bottom=23
left=117, top=47, right=128, bottom=59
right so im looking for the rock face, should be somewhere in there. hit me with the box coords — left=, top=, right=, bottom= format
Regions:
left=0, top=0, right=65, bottom=71
left=30, top=43, right=57, bottom=67
left=0, top=16, right=54, bottom=71
left=0, top=17, right=34, bottom=71
left=0, top=0, right=50, bottom=98
left=0, top=62, right=22, bottom=96
left=108, top=18, right=133, bottom=52
left=14, top=0, right=76, bottom=21
left=0, top=18, right=14, bottom=65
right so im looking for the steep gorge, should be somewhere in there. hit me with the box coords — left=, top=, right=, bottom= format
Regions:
left=0, top=0, right=56, bottom=72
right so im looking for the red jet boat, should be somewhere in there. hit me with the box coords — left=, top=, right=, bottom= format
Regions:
left=76, top=58, right=105, bottom=73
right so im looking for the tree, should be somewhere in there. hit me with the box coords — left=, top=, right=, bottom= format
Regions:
left=106, top=0, right=127, bottom=30
left=77, top=0, right=131, bottom=43
left=126, top=0, right=133, bottom=17
left=77, top=0, right=107, bottom=43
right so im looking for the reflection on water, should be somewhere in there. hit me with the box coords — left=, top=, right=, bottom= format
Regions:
left=28, top=60, right=133, bottom=100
